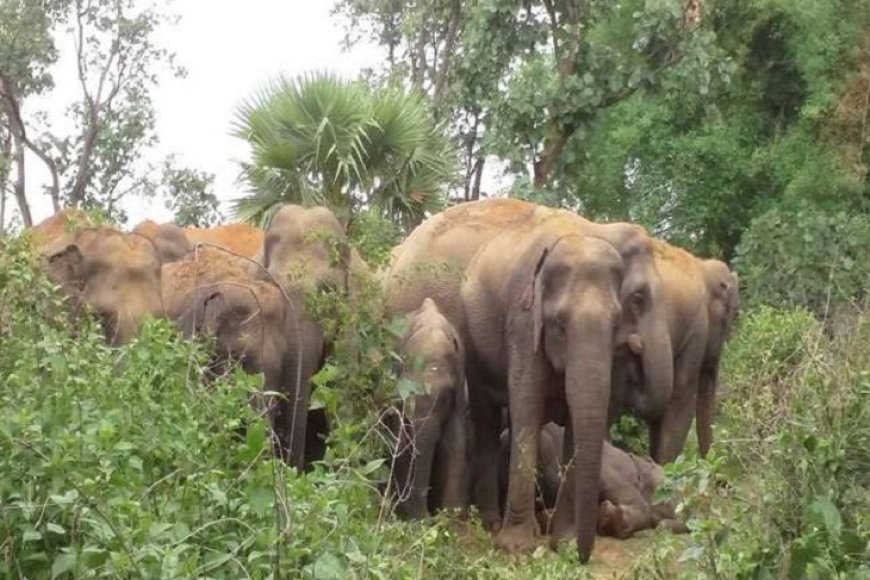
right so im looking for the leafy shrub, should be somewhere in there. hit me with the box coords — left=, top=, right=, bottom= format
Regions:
left=734, top=202, right=870, bottom=316
left=665, top=306, right=870, bottom=578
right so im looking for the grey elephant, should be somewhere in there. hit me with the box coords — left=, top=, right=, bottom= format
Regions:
left=459, top=221, right=625, bottom=560
left=176, top=275, right=327, bottom=468
left=612, top=242, right=740, bottom=464
left=388, top=298, right=469, bottom=520
left=43, top=227, right=164, bottom=345
left=385, top=199, right=672, bottom=563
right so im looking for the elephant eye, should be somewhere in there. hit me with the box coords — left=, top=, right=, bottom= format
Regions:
left=629, top=290, right=646, bottom=312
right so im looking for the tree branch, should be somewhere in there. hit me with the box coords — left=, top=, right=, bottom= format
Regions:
left=432, top=0, right=461, bottom=107
left=68, top=0, right=124, bottom=206
left=0, top=73, right=60, bottom=213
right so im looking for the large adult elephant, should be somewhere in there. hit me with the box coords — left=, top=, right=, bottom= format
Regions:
left=459, top=223, right=625, bottom=561
left=42, top=227, right=164, bottom=345
left=389, top=298, right=469, bottom=520
left=614, top=242, right=740, bottom=463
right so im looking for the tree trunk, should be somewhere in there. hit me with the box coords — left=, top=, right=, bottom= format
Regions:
left=470, top=155, right=485, bottom=200
left=12, top=138, right=32, bottom=228
left=432, top=0, right=461, bottom=107
left=533, top=121, right=571, bottom=188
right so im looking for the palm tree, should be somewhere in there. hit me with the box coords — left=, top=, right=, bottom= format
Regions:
left=232, top=72, right=458, bottom=229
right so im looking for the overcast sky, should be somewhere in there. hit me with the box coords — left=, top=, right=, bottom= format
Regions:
left=22, top=0, right=383, bottom=227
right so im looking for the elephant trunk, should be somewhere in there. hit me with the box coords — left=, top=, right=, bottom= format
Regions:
left=395, top=398, right=443, bottom=519
left=283, top=361, right=312, bottom=471
left=566, top=318, right=612, bottom=563
left=634, top=308, right=674, bottom=421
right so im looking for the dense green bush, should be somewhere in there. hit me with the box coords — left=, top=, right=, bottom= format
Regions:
left=664, top=306, right=870, bottom=578
left=734, top=203, right=870, bottom=315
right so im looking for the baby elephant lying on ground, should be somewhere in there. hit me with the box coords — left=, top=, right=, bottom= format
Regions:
left=500, top=423, right=688, bottom=538
left=596, top=437, right=688, bottom=538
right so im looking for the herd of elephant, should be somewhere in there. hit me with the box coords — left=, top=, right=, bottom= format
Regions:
left=28, top=198, right=739, bottom=564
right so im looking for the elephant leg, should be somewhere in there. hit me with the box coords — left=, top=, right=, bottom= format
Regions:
left=550, top=421, right=575, bottom=543
left=495, top=364, right=546, bottom=553
left=653, top=340, right=705, bottom=464
left=304, top=407, right=329, bottom=467
left=468, top=384, right=503, bottom=532
left=696, top=364, right=718, bottom=457
left=435, top=407, right=469, bottom=516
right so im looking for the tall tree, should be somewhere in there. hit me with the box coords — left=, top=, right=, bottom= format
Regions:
left=233, top=72, right=458, bottom=230
left=159, top=156, right=221, bottom=227
left=0, top=0, right=185, bottom=227
left=334, top=0, right=712, bottom=198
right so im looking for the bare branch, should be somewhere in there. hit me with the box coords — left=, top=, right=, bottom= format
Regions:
left=0, top=73, right=60, bottom=213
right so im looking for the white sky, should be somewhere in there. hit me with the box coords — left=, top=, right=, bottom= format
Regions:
left=15, top=0, right=511, bottom=230
left=20, top=0, right=384, bottom=227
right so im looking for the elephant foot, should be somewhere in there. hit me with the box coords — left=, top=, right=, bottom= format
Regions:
left=548, top=505, right=575, bottom=544
left=597, top=500, right=631, bottom=539
left=480, top=510, right=502, bottom=535
left=494, top=521, right=538, bottom=554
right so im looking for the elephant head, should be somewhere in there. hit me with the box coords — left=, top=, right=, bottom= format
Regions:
left=177, top=281, right=286, bottom=385
left=586, top=223, right=674, bottom=426
left=260, top=204, right=351, bottom=295
left=177, top=279, right=324, bottom=469
left=391, top=298, right=466, bottom=520
left=44, top=228, right=164, bottom=345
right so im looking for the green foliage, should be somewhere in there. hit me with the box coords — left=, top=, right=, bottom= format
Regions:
left=159, top=156, right=221, bottom=227
left=663, top=307, right=870, bottom=578
left=348, top=208, right=402, bottom=268
left=735, top=203, right=870, bottom=315
left=232, top=72, right=458, bottom=228
left=546, top=0, right=870, bottom=260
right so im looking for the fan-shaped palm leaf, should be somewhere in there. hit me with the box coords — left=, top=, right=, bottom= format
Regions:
left=233, top=72, right=458, bottom=228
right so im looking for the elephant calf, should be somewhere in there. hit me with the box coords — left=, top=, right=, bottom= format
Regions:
left=388, top=298, right=469, bottom=520
left=500, top=423, right=688, bottom=539
left=596, top=439, right=688, bottom=538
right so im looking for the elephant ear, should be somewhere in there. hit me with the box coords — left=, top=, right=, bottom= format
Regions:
left=47, top=243, right=85, bottom=287
left=520, top=246, right=549, bottom=353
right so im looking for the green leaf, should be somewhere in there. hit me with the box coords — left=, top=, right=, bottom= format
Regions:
left=360, top=459, right=384, bottom=475
left=46, top=523, right=66, bottom=536
left=248, top=483, right=274, bottom=516
left=22, top=529, right=42, bottom=542
left=52, top=553, right=77, bottom=579
left=313, top=552, right=346, bottom=580
left=246, top=420, right=267, bottom=460
left=807, top=496, right=842, bottom=536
